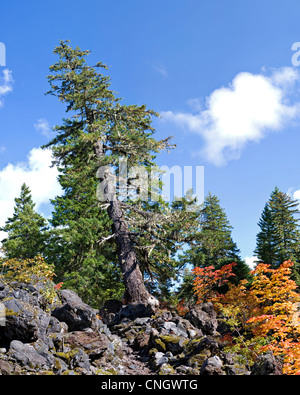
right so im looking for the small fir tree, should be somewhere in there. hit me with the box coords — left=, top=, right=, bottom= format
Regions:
left=0, top=183, right=48, bottom=259
left=178, top=193, right=250, bottom=300
left=255, top=203, right=278, bottom=266
left=255, top=187, right=300, bottom=282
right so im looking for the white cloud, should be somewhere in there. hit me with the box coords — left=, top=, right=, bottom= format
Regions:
left=244, top=256, right=258, bottom=270
left=186, top=97, right=203, bottom=112
left=162, top=67, right=300, bottom=166
left=0, top=69, right=13, bottom=107
left=294, top=190, right=300, bottom=200
left=290, top=188, right=300, bottom=209
left=34, top=118, right=51, bottom=138
left=0, top=148, right=62, bottom=240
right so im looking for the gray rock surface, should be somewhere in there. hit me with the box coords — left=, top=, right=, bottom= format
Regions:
left=0, top=278, right=283, bottom=375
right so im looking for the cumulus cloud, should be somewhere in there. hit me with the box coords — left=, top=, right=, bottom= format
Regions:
left=0, top=148, right=62, bottom=240
left=289, top=188, right=300, bottom=209
left=244, top=256, right=258, bottom=270
left=162, top=67, right=300, bottom=166
left=293, top=190, right=300, bottom=200
left=0, top=69, right=13, bottom=107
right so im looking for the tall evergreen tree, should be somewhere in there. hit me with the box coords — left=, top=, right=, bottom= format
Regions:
left=255, top=187, right=300, bottom=273
left=0, top=183, right=48, bottom=259
left=254, top=203, right=278, bottom=266
left=182, top=193, right=248, bottom=270
left=43, top=41, right=197, bottom=307
left=196, top=193, right=240, bottom=267
left=178, top=193, right=250, bottom=299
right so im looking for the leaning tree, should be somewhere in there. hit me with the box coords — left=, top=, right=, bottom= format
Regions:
left=44, top=41, right=198, bottom=308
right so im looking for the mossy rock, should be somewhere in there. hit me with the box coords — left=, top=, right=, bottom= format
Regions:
left=159, top=363, right=176, bottom=375
left=95, top=367, right=119, bottom=375
left=153, top=337, right=166, bottom=352
left=149, top=348, right=158, bottom=356
left=61, top=370, right=79, bottom=375
left=185, top=337, right=204, bottom=352
left=158, top=335, right=186, bottom=354
left=186, top=336, right=219, bottom=356
left=188, top=350, right=211, bottom=369
left=55, top=348, right=80, bottom=362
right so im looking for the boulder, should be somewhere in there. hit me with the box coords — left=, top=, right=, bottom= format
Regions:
left=99, top=299, right=122, bottom=325
left=0, top=295, right=51, bottom=345
left=200, top=355, right=225, bottom=375
left=8, top=340, right=51, bottom=369
left=151, top=309, right=199, bottom=338
left=152, top=351, right=169, bottom=367
left=0, top=278, right=273, bottom=376
left=116, top=303, right=154, bottom=323
left=251, top=351, right=283, bottom=375
left=186, top=302, right=218, bottom=335
left=51, top=289, right=99, bottom=331
left=62, top=330, right=110, bottom=358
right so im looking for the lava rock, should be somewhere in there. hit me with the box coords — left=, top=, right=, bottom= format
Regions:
left=51, top=289, right=99, bottom=331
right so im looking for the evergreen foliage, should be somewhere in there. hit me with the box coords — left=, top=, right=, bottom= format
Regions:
left=42, top=40, right=199, bottom=304
left=178, top=193, right=250, bottom=301
left=255, top=187, right=300, bottom=281
left=0, top=183, right=48, bottom=259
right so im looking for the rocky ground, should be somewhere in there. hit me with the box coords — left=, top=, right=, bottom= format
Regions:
left=0, top=278, right=283, bottom=375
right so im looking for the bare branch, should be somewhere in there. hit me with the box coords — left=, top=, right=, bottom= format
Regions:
left=97, top=233, right=116, bottom=246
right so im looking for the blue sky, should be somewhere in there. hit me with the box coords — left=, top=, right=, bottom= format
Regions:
left=1, top=0, right=300, bottom=264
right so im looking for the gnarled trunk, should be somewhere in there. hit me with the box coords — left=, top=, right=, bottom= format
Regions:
left=95, top=140, right=159, bottom=309
left=108, top=199, right=155, bottom=305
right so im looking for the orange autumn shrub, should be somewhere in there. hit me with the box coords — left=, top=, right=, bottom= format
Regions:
left=193, top=260, right=300, bottom=374
left=192, top=262, right=236, bottom=304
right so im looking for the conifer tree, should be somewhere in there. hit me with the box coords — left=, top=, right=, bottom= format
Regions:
left=254, top=203, right=278, bottom=266
left=255, top=187, right=300, bottom=273
left=179, top=193, right=250, bottom=300
left=45, top=171, right=124, bottom=307
left=43, top=41, right=197, bottom=307
left=182, top=193, right=248, bottom=271
left=0, top=183, right=48, bottom=259
left=197, top=193, right=240, bottom=267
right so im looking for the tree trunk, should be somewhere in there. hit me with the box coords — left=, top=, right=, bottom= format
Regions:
left=95, top=140, right=159, bottom=308
left=108, top=199, right=154, bottom=305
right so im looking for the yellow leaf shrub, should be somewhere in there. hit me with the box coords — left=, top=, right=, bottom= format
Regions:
left=0, top=254, right=59, bottom=305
